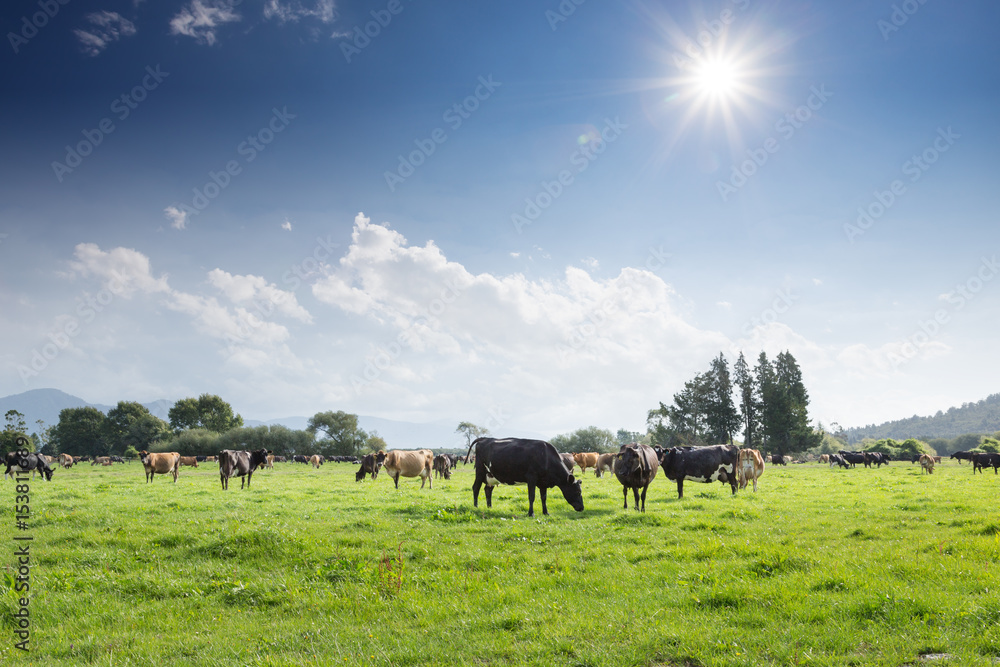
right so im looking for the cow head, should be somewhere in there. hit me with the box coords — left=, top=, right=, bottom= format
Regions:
left=41, top=463, right=54, bottom=482
left=616, top=445, right=643, bottom=477
left=249, top=449, right=270, bottom=469
left=559, top=475, right=585, bottom=512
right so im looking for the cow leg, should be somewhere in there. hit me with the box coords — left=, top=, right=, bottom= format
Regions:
left=676, top=479, right=684, bottom=499
left=526, top=485, right=537, bottom=517
left=622, top=486, right=628, bottom=510
left=639, top=485, right=648, bottom=512
left=752, top=477, right=758, bottom=493
left=539, top=486, right=548, bottom=516
left=393, top=473, right=400, bottom=489
left=632, top=487, right=640, bottom=512
left=484, top=484, right=493, bottom=508
left=247, top=471, right=253, bottom=488
left=472, top=479, right=482, bottom=507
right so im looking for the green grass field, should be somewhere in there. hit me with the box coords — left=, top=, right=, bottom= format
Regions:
left=3, top=458, right=1000, bottom=666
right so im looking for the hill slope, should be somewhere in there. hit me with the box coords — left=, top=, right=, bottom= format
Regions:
left=844, top=393, right=1000, bottom=443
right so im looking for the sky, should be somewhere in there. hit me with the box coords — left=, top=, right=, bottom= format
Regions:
left=1, top=0, right=999, bottom=438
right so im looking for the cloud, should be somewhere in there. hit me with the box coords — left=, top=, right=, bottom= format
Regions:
left=207, top=269, right=313, bottom=323
left=164, top=206, right=188, bottom=230
left=263, top=0, right=337, bottom=23
left=74, top=11, right=136, bottom=56
left=281, top=219, right=292, bottom=231
left=69, top=244, right=171, bottom=298
left=581, top=257, right=600, bottom=270
left=170, top=0, right=241, bottom=45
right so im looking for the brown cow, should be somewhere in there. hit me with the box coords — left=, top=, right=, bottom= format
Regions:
left=614, top=443, right=659, bottom=512
left=309, top=454, right=324, bottom=469
left=91, top=456, right=110, bottom=466
left=919, top=454, right=935, bottom=475
left=595, top=452, right=616, bottom=478
left=382, top=449, right=433, bottom=489
left=818, top=454, right=830, bottom=464
left=58, top=453, right=74, bottom=469
left=737, top=449, right=766, bottom=492
left=178, top=456, right=199, bottom=468
left=573, top=452, right=599, bottom=475
left=139, top=451, right=180, bottom=483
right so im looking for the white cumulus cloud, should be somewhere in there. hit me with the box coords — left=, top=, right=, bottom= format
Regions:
left=74, top=11, right=137, bottom=56
left=170, top=0, right=241, bottom=45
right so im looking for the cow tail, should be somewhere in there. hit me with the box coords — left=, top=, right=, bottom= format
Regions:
left=465, top=437, right=483, bottom=464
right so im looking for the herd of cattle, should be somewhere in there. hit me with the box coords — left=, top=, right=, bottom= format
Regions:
left=5, top=440, right=1000, bottom=516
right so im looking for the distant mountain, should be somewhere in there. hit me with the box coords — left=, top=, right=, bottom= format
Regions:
left=844, top=393, right=1000, bottom=443
left=0, top=388, right=169, bottom=431
left=0, top=388, right=544, bottom=450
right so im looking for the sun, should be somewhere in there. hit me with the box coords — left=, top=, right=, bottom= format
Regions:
left=694, top=59, right=740, bottom=98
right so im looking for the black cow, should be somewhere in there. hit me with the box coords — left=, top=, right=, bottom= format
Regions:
left=770, top=455, right=787, bottom=466
left=433, top=454, right=452, bottom=479
left=293, top=455, right=309, bottom=464
left=614, top=443, right=659, bottom=512
left=4, top=452, right=55, bottom=481
left=466, top=437, right=584, bottom=517
left=355, top=451, right=386, bottom=482
left=219, top=449, right=270, bottom=489
left=828, top=453, right=850, bottom=469
left=972, top=453, right=1000, bottom=475
left=658, top=444, right=739, bottom=499
left=838, top=451, right=866, bottom=468
left=951, top=451, right=974, bottom=465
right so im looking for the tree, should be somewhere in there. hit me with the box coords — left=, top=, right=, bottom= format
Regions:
left=616, top=429, right=641, bottom=446
left=1, top=409, right=30, bottom=456
left=103, top=401, right=153, bottom=455
left=733, top=351, right=760, bottom=449
left=168, top=394, right=243, bottom=433
left=125, top=414, right=171, bottom=452
left=549, top=426, right=616, bottom=453
left=757, top=351, right=821, bottom=456
left=456, top=422, right=489, bottom=448
left=307, top=411, right=368, bottom=457
left=365, top=432, right=388, bottom=453
left=49, top=407, right=106, bottom=456
left=706, top=353, right=740, bottom=444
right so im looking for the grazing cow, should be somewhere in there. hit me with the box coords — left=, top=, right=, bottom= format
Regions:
left=614, top=443, right=658, bottom=511
left=273, top=456, right=286, bottom=463
left=309, top=454, right=324, bottom=469
left=839, top=451, right=867, bottom=468
left=951, top=450, right=974, bottom=465
left=769, top=454, right=787, bottom=466
left=59, top=453, right=74, bottom=469
left=293, top=455, right=309, bottom=464
left=91, top=456, right=111, bottom=466
left=138, top=451, right=180, bottom=483
left=264, top=454, right=274, bottom=470
left=658, top=444, right=740, bottom=499
left=178, top=456, right=199, bottom=468
left=737, top=449, right=766, bottom=492
left=573, top=452, right=600, bottom=475
left=829, top=454, right=850, bottom=469
left=933, top=456, right=942, bottom=463
left=433, top=454, right=452, bottom=480
left=560, top=453, right=576, bottom=472
left=466, top=437, right=584, bottom=517
left=218, top=449, right=270, bottom=490
left=595, top=452, right=616, bottom=478
left=972, top=453, right=1000, bottom=474
left=4, top=452, right=55, bottom=481
left=382, top=449, right=434, bottom=489
left=869, top=452, right=890, bottom=467
left=818, top=454, right=830, bottom=464
left=918, top=454, right=935, bottom=475
left=355, top=451, right=386, bottom=482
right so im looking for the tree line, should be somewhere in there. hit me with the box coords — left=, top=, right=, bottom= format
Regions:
left=646, top=350, right=822, bottom=457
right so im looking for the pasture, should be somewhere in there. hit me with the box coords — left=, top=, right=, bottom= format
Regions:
left=3, top=458, right=1000, bottom=666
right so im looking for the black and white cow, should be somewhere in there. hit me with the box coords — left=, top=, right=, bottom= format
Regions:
left=355, top=451, right=386, bottom=482
left=466, top=437, right=584, bottom=517
left=614, top=442, right=659, bottom=512
left=4, top=451, right=55, bottom=481
left=218, top=449, right=270, bottom=490
left=972, top=452, right=1000, bottom=475
left=657, top=444, right=739, bottom=499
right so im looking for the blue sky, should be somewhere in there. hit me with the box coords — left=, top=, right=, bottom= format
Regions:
left=1, top=0, right=999, bottom=437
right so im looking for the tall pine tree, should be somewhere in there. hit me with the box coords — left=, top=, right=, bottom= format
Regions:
left=734, top=351, right=760, bottom=448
